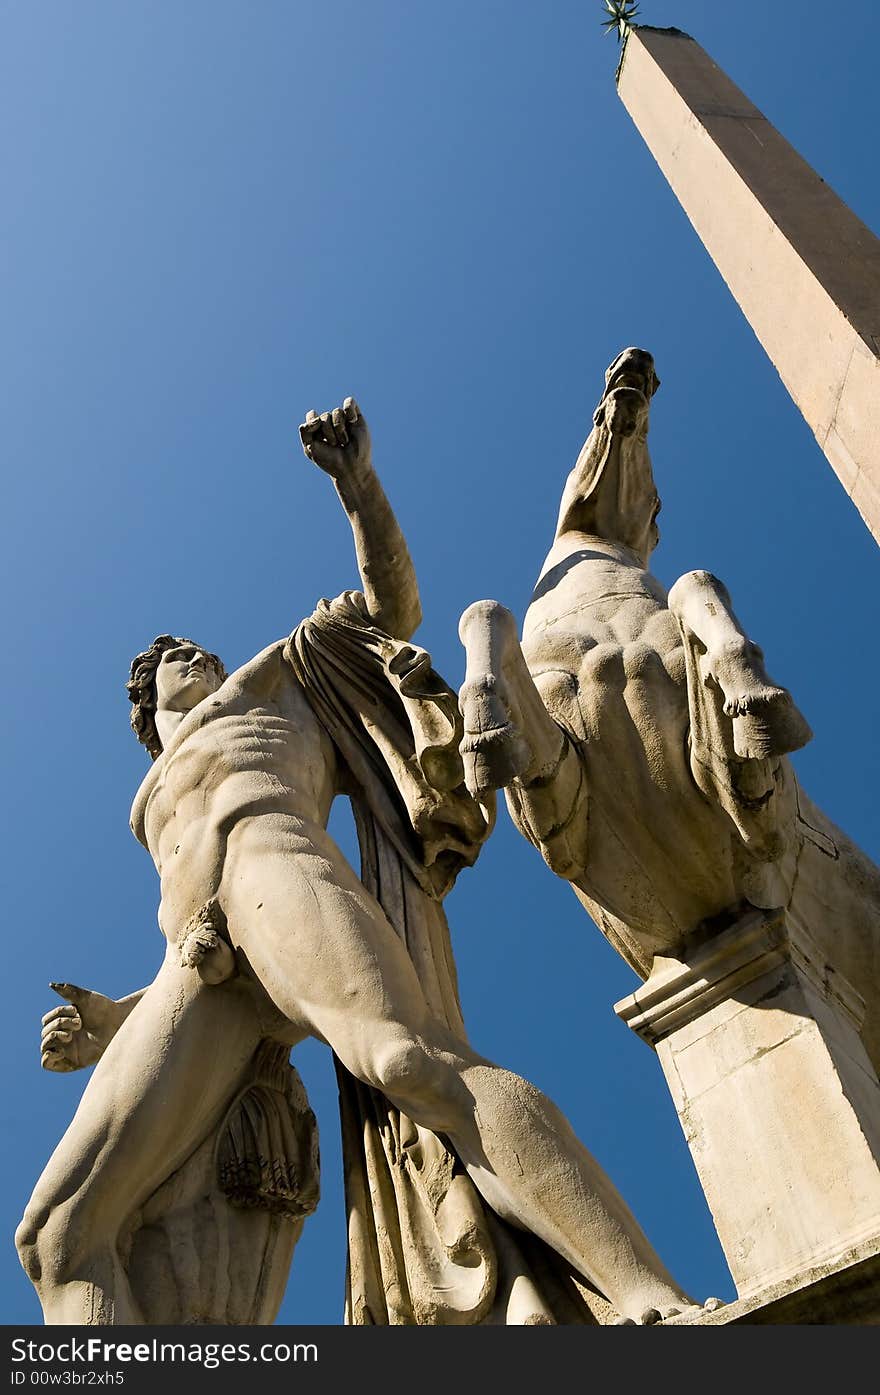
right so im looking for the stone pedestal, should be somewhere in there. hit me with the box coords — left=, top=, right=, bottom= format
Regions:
left=614, top=908, right=880, bottom=1300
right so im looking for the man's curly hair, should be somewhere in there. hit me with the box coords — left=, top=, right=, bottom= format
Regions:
left=127, top=635, right=227, bottom=760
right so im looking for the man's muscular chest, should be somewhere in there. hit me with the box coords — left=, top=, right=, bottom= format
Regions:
left=130, top=641, right=338, bottom=857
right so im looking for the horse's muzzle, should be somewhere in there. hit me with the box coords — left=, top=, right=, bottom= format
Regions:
left=602, top=384, right=649, bottom=438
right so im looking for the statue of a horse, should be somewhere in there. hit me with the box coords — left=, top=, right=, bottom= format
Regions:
left=458, top=347, right=880, bottom=1072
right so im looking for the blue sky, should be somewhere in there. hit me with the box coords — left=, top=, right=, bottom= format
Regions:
left=3, top=1, right=878, bottom=1324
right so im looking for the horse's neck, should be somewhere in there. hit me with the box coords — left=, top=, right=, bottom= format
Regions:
left=542, top=530, right=642, bottom=574
left=557, top=423, right=657, bottom=559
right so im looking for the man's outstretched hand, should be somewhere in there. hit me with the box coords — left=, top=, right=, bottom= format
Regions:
left=299, top=396, right=372, bottom=483
left=40, top=983, right=128, bottom=1072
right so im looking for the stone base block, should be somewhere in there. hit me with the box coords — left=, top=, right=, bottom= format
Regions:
left=615, top=908, right=880, bottom=1300
left=669, top=1237, right=880, bottom=1325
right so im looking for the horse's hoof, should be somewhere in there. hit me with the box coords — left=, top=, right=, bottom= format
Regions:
left=728, top=689, right=813, bottom=760
left=461, top=722, right=531, bottom=793
left=459, top=675, right=531, bottom=791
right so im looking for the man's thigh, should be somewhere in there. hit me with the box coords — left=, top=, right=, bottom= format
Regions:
left=222, top=818, right=441, bottom=1063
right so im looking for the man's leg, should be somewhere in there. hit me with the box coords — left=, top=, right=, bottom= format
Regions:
left=16, top=948, right=265, bottom=1324
left=224, top=817, right=695, bottom=1322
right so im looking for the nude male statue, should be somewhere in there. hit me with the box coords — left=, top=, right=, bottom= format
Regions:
left=18, top=398, right=704, bottom=1326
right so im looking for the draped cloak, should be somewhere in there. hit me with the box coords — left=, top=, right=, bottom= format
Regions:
left=287, top=592, right=611, bottom=1325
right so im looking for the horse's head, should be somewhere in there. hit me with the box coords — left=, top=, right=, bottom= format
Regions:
left=593, top=346, right=659, bottom=437
left=556, top=348, right=662, bottom=564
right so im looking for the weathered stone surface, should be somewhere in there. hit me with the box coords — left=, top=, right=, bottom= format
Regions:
left=617, top=26, right=880, bottom=543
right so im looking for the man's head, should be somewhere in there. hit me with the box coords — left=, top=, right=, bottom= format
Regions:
left=128, top=635, right=227, bottom=759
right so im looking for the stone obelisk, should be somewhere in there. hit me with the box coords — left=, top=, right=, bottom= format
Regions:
left=616, top=25, right=880, bottom=545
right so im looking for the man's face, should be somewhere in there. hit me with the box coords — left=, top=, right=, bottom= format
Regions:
left=155, top=643, right=224, bottom=714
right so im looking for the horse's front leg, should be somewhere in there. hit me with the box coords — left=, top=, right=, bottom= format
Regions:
left=458, top=601, right=587, bottom=880
left=667, top=570, right=812, bottom=762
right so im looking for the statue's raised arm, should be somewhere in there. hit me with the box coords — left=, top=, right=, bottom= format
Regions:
left=299, top=397, right=422, bottom=640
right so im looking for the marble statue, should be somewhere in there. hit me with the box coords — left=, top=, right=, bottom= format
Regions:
left=18, top=397, right=711, bottom=1327
left=458, top=348, right=880, bottom=1074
